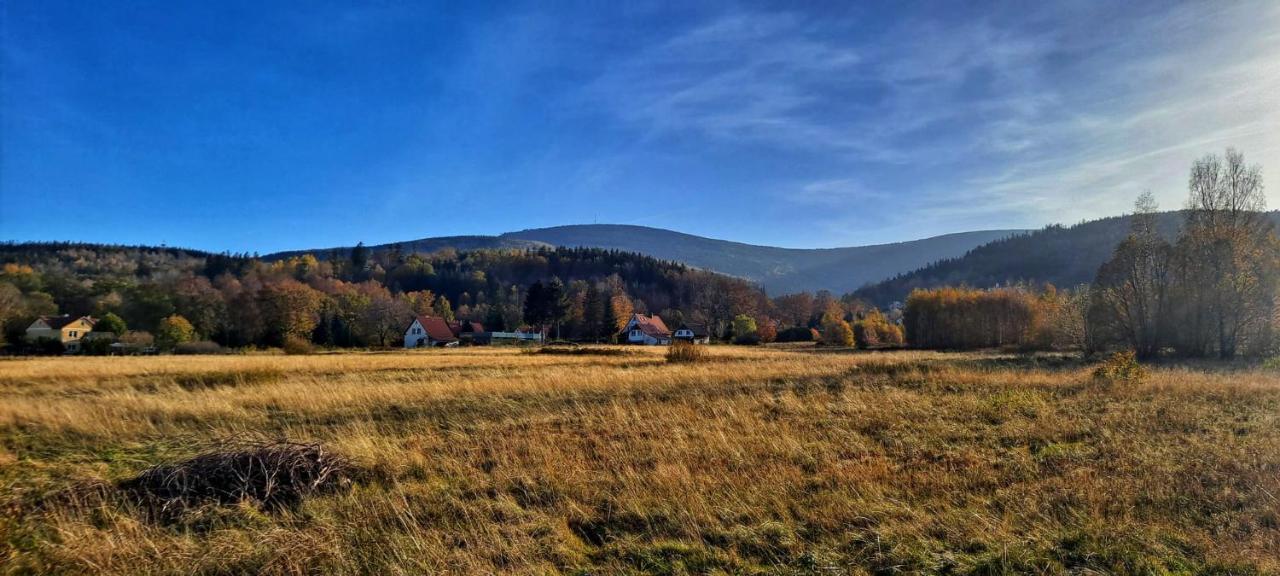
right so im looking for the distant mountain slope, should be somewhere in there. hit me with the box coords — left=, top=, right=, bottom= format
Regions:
left=268, top=225, right=1022, bottom=295
left=501, top=225, right=1022, bottom=295
left=266, top=235, right=550, bottom=261
left=855, top=211, right=1280, bottom=306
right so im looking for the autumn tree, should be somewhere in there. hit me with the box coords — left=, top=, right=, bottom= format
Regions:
left=821, top=312, right=854, bottom=347
left=155, top=314, right=196, bottom=350
left=1090, top=192, right=1171, bottom=358
left=258, top=279, right=323, bottom=346
left=355, top=282, right=411, bottom=347
left=853, top=309, right=902, bottom=349
left=731, top=314, right=758, bottom=344
left=433, top=295, right=456, bottom=323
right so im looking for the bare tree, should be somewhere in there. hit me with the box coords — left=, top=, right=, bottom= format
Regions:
left=1092, top=192, right=1171, bottom=358
left=1182, top=148, right=1271, bottom=357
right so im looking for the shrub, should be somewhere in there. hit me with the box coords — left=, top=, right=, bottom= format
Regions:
left=1262, top=356, right=1280, bottom=371
left=1092, top=351, right=1147, bottom=383
left=730, top=315, right=757, bottom=342
left=175, top=341, right=225, bottom=355
left=821, top=316, right=855, bottom=348
left=535, top=346, right=627, bottom=356
left=776, top=326, right=815, bottom=342
left=282, top=335, right=313, bottom=355
left=757, top=322, right=777, bottom=343
left=666, top=341, right=705, bottom=363
left=80, top=337, right=115, bottom=355
left=733, top=332, right=761, bottom=345
left=853, top=310, right=904, bottom=349
left=31, top=337, right=66, bottom=356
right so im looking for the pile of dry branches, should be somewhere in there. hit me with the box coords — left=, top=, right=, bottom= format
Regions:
left=119, top=440, right=354, bottom=515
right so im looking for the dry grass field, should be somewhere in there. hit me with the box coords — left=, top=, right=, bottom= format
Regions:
left=1, top=346, right=1278, bottom=575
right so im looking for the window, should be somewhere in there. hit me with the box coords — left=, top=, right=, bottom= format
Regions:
left=70, top=331, right=78, bottom=337
left=631, top=330, right=640, bottom=338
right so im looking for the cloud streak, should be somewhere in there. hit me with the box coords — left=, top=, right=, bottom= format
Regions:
left=575, top=1, right=1280, bottom=243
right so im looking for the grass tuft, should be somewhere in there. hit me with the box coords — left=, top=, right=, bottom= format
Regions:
left=1092, top=350, right=1148, bottom=383
left=665, top=341, right=706, bottom=363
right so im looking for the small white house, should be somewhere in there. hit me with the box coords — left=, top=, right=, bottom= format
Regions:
left=404, top=315, right=458, bottom=348
left=620, top=313, right=672, bottom=345
left=673, top=322, right=711, bottom=344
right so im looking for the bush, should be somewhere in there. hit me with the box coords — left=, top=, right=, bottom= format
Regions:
left=1262, top=356, right=1280, bottom=371
left=853, top=310, right=904, bottom=349
left=1092, top=351, right=1147, bottom=383
left=666, top=341, right=705, bottom=363
left=31, top=337, right=66, bottom=356
left=174, top=341, right=225, bottom=355
left=757, top=322, right=777, bottom=343
left=821, top=316, right=855, bottom=348
left=776, top=326, right=815, bottom=342
left=282, top=335, right=313, bottom=355
left=733, top=332, right=761, bottom=345
left=80, top=337, right=115, bottom=355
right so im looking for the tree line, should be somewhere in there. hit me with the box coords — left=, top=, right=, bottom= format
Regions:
left=0, top=242, right=899, bottom=352
left=903, top=149, right=1279, bottom=358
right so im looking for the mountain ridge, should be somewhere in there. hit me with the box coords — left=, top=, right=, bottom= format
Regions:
left=267, top=224, right=1026, bottom=295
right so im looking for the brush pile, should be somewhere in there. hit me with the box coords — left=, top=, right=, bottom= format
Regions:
left=119, top=440, right=354, bottom=515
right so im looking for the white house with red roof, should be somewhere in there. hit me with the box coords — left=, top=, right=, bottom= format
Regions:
left=404, top=315, right=459, bottom=348
left=620, top=313, right=672, bottom=345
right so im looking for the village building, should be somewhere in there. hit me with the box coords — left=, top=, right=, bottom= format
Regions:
left=673, top=322, right=711, bottom=344
left=620, top=313, right=672, bottom=345
left=25, top=315, right=97, bottom=353
left=404, top=315, right=459, bottom=348
left=475, top=329, right=544, bottom=345
left=454, top=321, right=486, bottom=344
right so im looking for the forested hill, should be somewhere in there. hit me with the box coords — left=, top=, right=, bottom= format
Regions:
left=0, top=242, right=766, bottom=348
left=268, top=225, right=1023, bottom=296
left=854, top=211, right=1280, bottom=306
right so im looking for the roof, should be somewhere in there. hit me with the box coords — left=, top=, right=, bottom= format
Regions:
left=35, top=315, right=96, bottom=330
left=409, top=315, right=458, bottom=342
left=625, top=313, right=671, bottom=339
left=676, top=322, right=710, bottom=337
left=464, top=321, right=484, bottom=333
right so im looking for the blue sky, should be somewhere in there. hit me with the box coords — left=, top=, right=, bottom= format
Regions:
left=3, top=1, right=1278, bottom=253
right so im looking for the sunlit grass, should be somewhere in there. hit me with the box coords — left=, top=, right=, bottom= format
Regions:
left=2, top=347, right=1277, bottom=574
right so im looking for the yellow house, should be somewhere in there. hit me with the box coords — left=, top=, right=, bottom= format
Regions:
left=26, top=315, right=97, bottom=352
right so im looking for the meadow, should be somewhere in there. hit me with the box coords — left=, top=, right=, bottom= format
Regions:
left=1, top=346, right=1277, bottom=575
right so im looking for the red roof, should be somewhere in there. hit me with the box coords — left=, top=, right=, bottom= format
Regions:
left=625, top=314, right=670, bottom=339
left=410, top=316, right=457, bottom=342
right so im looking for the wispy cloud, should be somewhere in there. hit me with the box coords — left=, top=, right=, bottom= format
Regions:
left=578, top=1, right=1280, bottom=243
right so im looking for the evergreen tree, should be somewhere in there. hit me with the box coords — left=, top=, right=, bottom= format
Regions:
left=350, top=242, right=370, bottom=280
